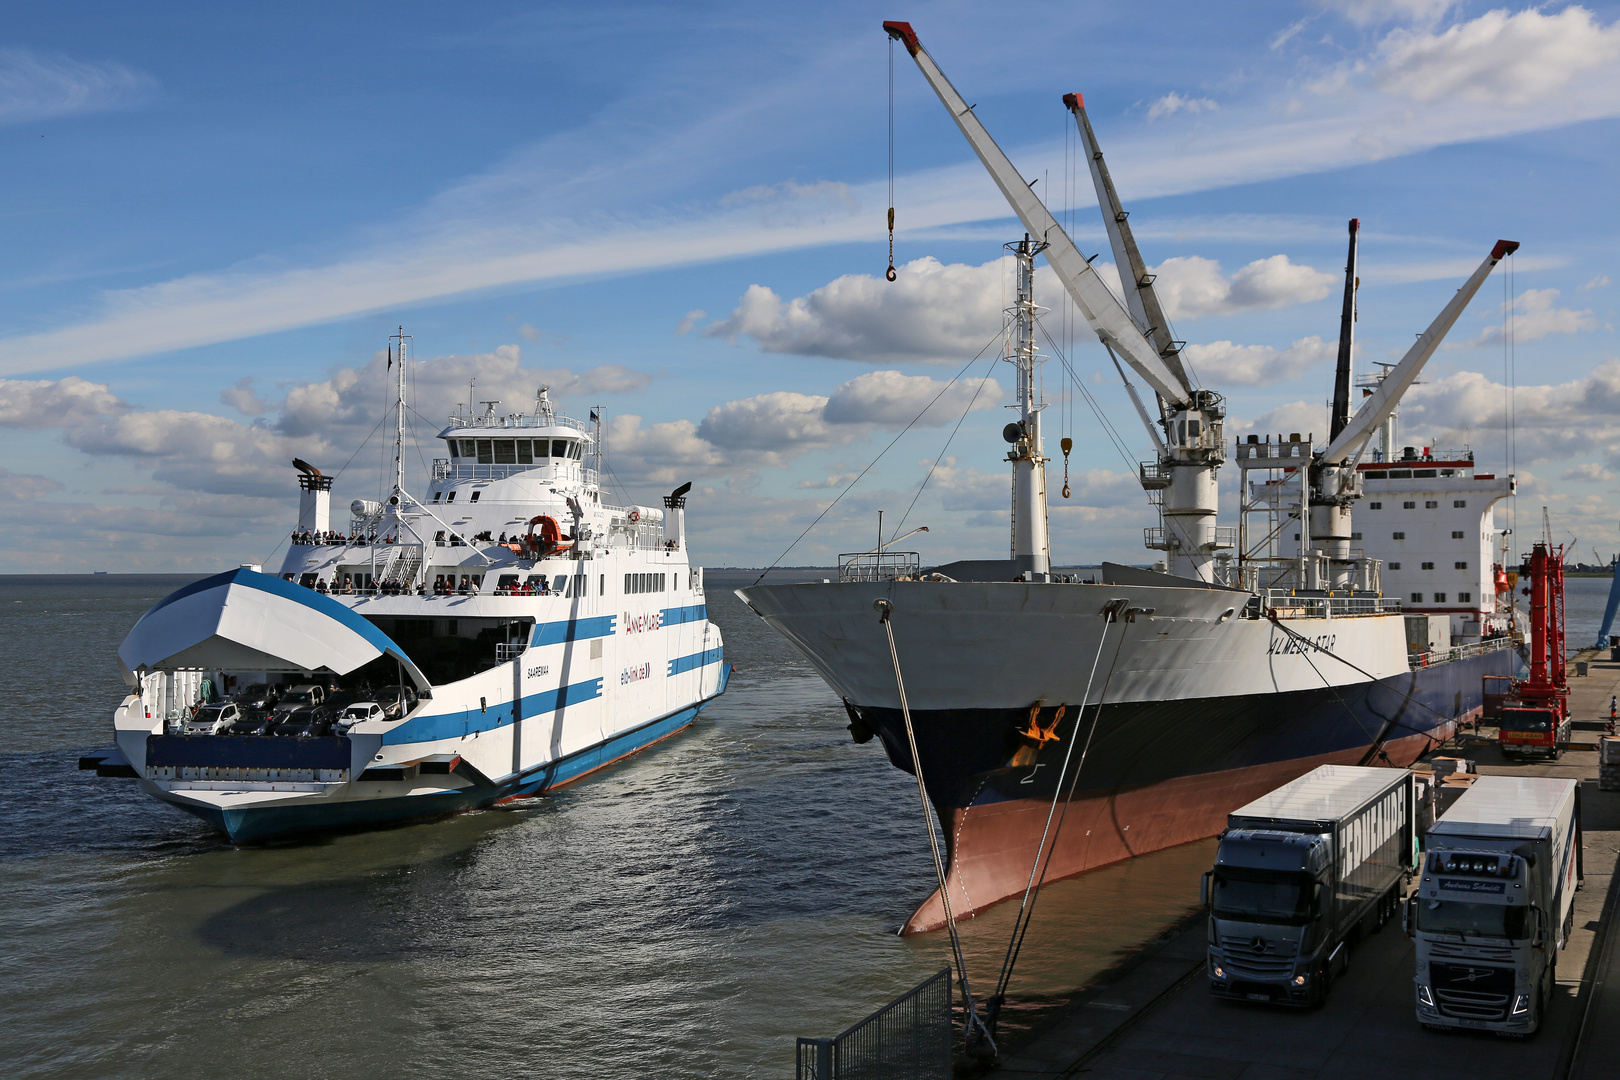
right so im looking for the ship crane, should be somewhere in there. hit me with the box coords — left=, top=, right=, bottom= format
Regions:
left=1306, top=237, right=1518, bottom=589
left=885, top=21, right=1225, bottom=582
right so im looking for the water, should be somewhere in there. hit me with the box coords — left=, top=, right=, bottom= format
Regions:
left=0, top=574, right=1207, bottom=1079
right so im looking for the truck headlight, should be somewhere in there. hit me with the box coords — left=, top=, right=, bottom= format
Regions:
left=1212, top=964, right=1226, bottom=979
left=1293, top=974, right=1307, bottom=985
left=1418, top=985, right=1435, bottom=1008
left=1511, top=994, right=1531, bottom=1016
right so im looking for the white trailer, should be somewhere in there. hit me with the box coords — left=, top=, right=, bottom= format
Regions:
left=1203, top=765, right=1417, bottom=1006
left=1406, top=775, right=1581, bottom=1035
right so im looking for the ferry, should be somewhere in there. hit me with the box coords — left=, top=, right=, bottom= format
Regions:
left=89, top=334, right=727, bottom=842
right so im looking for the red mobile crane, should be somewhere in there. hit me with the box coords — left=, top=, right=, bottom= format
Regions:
left=1492, top=542, right=1570, bottom=758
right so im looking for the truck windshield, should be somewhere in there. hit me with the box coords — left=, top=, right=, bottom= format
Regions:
left=1499, top=714, right=1550, bottom=732
left=1212, top=868, right=1313, bottom=925
left=1417, top=900, right=1528, bottom=939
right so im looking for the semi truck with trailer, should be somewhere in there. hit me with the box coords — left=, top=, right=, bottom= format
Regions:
left=1406, top=775, right=1581, bottom=1035
left=1203, top=764, right=1416, bottom=1007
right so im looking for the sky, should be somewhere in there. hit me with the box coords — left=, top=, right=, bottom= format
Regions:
left=2, top=0, right=1619, bottom=573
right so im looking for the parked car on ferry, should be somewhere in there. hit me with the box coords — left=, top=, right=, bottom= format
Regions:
left=224, top=710, right=278, bottom=736
left=231, top=683, right=280, bottom=711
left=185, top=702, right=240, bottom=735
left=271, top=705, right=333, bottom=738
left=334, top=702, right=384, bottom=733
left=272, top=684, right=326, bottom=715
left=375, top=686, right=417, bottom=719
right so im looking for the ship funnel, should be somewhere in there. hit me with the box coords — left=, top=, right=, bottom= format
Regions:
left=664, top=481, right=692, bottom=552
left=295, top=459, right=333, bottom=532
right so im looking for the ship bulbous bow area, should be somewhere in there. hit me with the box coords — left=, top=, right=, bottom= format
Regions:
left=118, top=568, right=428, bottom=689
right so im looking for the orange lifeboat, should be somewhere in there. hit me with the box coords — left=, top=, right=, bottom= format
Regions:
left=1493, top=564, right=1510, bottom=595
left=524, top=515, right=573, bottom=558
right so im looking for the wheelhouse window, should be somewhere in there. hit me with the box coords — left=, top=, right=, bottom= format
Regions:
left=494, top=440, right=517, bottom=464
left=460, top=439, right=476, bottom=458
left=552, top=439, right=570, bottom=459
left=476, top=440, right=493, bottom=464
left=516, top=440, right=534, bottom=464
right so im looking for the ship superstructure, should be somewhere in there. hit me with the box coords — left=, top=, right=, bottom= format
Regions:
left=102, top=335, right=726, bottom=842
left=735, top=23, right=1519, bottom=935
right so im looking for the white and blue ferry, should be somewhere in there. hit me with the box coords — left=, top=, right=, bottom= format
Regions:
left=97, top=345, right=727, bottom=842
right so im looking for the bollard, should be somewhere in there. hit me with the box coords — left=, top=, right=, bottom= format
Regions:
left=1576, top=660, right=1589, bottom=678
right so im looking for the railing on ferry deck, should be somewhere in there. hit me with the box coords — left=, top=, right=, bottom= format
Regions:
left=445, top=413, right=588, bottom=433
left=430, top=461, right=599, bottom=485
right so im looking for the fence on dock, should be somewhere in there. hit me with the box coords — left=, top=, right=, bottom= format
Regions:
left=796, top=968, right=952, bottom=1080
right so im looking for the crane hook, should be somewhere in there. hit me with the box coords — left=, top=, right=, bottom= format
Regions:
left=886, top=207, right=897, bottom=281
left=1060, top=436, right=1073, bottom=499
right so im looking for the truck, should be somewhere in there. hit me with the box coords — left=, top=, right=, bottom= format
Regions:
left=1405, top=775, right=1581, bottom=1036
left=1203, top=764, right=1416, bottom=1007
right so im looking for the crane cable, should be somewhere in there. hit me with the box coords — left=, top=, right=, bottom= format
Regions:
left=876, top=599, right=995, bottom=1057
left=886, top=36, right=897, bottom=282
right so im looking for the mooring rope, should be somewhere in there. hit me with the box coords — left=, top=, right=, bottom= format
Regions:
left=987, top=602, right=1120, bottom=1023
left=875, top=597, right=996, bottom=1056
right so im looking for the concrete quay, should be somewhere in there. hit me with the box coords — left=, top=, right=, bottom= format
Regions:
left=992, top=654, right=1620, bottom=1080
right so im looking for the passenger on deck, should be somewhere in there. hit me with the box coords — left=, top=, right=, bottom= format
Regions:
left=498, top=532, right=507, bottom=544
left=315, top=578, right=328, bottom=593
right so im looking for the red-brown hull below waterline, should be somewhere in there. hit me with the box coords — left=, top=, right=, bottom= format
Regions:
left=900, top=722, right=1457, bottom=935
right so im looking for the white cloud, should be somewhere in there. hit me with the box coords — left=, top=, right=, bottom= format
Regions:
left=518, top=323, right=541, bottom=342
left=822, top=370, right=1001, bottom=426
left=674, top=310, right=706, bottom=335
left=602, top=414, right=726, bottom=487
left=0, top=47, right=155, bottom=126
left=1183, top=335, right=1337, bottom=386
left=1151, top=254, right=1338, bottom=319
left=1317, top=0, right=1454, bottom=27
left=220, top=377, right=270, bottom=415
left=706, top=255, right=1010, bottom=363
left=1373, top=6, right=1620, bottom=107
left=0, top=375, right=127, bottom=428
left=697, top=391, right=837, bottom=453
left=1232, top=401, right=1333, bottom=442
left=1147, top=92, right=1219, bottom=120
left=1583, top=274, right=1611, bottom=290
left=1463, top=288, right=1597, bottom=346
left=0, top=468, right=63, bottom=500
left=717, top=179, right=856, bottom=226
left=1562, top=462, right=1614, bottom=482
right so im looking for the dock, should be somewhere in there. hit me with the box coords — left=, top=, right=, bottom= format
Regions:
left=994, top=652, right=1620, bottom=1080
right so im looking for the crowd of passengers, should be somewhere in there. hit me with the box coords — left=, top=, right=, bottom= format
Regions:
left=286, top=571, right=566, bottom=597
left=292, top=528, right=388, bottom=546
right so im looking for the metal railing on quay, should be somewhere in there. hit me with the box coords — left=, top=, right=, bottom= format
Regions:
left=796, top=968, right=951, bottom=1080
left=838, top=551, right=922, bottom=582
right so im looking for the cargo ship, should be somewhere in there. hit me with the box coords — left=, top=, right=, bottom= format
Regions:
left=734, top=24, right=1518, bottom=933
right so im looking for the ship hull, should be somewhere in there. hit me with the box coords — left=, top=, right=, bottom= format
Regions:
left=736, top=578, right=1516, bottom=933
left=882, top=650, right=1509, bottom=932
left=157, top=692, right=720, bottom=843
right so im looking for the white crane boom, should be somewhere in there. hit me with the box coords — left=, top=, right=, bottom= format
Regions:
left=883, top=22, right=1190, bottom=407
left=1321, top=239, right=1519, bottom=465
left=1064, top=93, right=1191, bottom=392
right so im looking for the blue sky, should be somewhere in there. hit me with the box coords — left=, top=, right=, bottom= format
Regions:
left=2, top=0, right=1618, bottom=571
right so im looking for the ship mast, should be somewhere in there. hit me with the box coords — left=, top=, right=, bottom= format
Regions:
left=1005, top=237, right=1051, bottom=581
left=390, top=326, right=410, bottom=512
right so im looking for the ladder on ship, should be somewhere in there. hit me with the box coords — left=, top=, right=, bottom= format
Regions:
left=376, top=544, right=423, bottom=590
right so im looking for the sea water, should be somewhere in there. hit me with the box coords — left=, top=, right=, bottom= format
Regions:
left=9, top=573, right=1605, bottom=1077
